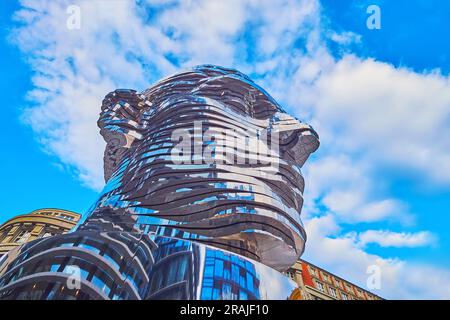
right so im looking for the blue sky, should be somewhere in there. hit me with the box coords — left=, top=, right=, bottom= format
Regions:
left=322, top=0, right=450, bottom=73
left=320, top=0, right=450, bottom=267
left=0, top=2, right=98, bottom=217
left=1, top=0, right=449, bottom=299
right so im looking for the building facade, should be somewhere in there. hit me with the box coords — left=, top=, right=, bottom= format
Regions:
left=286, top=260, right=382, bottom=300
left=0, top=65, right=319, bottom=300
left=0, top=208, right=80, bottom=257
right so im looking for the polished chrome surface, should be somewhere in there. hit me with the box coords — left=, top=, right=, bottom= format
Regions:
left=84, top=65, right=319, bottom=271
left=0, top=232, right=297, bottom=300
left=0, top=65, right=318, bottom=300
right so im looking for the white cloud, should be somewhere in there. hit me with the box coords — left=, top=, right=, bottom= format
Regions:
left=303, top=215, right=450, bottom=299
left=295, top=53, right=450, bottom=298
left=302, top=154, right=412, bottom=224
left=356, top=230, right=436, bottom=248
left=311, top=55, right=450, bottom=185
left=13, top=0, right=162, bottom=189
left=328, top=31, right=361, bottom=45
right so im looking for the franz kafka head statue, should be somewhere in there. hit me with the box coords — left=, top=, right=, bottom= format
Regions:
left=82, top=65, right=319, bottom=271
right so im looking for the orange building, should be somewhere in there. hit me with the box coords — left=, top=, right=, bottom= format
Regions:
left=287, top=260, right=383, bottom=300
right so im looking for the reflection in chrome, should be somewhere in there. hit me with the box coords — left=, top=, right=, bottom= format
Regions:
left=0, top=232, right=296, bottom=300
left=0, top=65, right=318, bottom=300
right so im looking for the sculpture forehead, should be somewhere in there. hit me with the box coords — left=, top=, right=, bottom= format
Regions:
left=139, top=65, right=284, bottom=118
left=99, top=65, right=290, bottom=129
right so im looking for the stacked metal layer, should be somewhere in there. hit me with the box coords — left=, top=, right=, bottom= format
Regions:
left=0, top=65, right=319, bottom=300
left=87, top=65, right=319, bottom=271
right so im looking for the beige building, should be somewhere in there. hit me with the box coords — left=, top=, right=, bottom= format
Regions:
left=0, top=208, right=81, bottom=256
left=287, top=260, right=383, bottom=300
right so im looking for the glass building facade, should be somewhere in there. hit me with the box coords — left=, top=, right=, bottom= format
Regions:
left=0, top=65, right=319, bottom=300
left=200, top=248, right=261, bottom=300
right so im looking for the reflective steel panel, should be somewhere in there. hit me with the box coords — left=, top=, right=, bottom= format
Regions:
left=0, top=232, right=297, bottom=300
left=0, top=65, right=319, bottom=300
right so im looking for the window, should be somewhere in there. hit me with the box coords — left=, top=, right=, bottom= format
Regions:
left=59, top=214, right=74, bottom=221
left=334, top=279, right=342, bottom=288
left=309, top=266, right=317, bottom=276
left=329, top=287, right=337, bottom=298
left=315, top=280, right=324, bottom=292
left=50, top=264, right=61, bottom=272
left=286, top=271, right=295, bottom=280
left=15, top=230, right=31, bottom=244
left=341, top=292, right=348, bottom=300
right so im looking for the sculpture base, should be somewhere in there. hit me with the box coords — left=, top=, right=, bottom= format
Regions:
left=0, top=231, right=297, bottom=300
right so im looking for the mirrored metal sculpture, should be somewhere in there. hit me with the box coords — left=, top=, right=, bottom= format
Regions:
left=0, top=65, right=319, bottom=300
